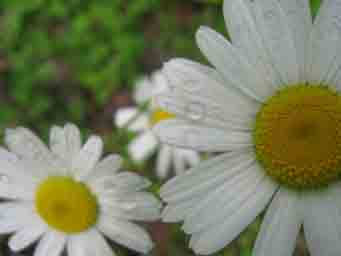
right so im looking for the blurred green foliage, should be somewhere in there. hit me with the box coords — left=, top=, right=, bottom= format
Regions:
left=0, top=0, right=159, bottom=132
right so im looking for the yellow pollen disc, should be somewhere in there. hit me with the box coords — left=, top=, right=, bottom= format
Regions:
left=150, top=108, right=175, bottom=126
left=254, top=85, right=341, bottom=189
left=35, top=176, right=98, bottom=233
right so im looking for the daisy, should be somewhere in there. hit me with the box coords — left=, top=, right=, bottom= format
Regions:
left=154, top=0, right=341, bottom=255
left=0, top=123, right=161, bottom=256
left=115, top=71, right=200, bottom=180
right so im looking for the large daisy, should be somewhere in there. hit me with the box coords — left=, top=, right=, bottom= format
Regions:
left=115, top=71, right=200, bottom=180
left=154, top=0, right=341, bottom=255
left=0, top=123, right=161, bottom=256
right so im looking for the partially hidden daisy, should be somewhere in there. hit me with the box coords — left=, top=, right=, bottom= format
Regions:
left=115, top=71, right=200, bottom=180
left=0, top=123, right=161, bottom=256
left=154, top=0, right=341, bottom=255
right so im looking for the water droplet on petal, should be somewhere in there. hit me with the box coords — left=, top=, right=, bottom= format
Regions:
left=122, top=203, right=137, bottom=211
left=0, top=174, right=9, bottom=183
left=186, top=102, right=206, bottom=121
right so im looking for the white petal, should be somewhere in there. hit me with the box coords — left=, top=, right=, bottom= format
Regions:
left=5, top=128, right=59, bottom=173
left=0, top=147, right=18, bottom=163
left=308, top=0, right=341, bottom=84
left=160, top=151, right=255, bottom=203
left=9, top=222, right=47, bottom=252
left=196, top=26, right=273, bottom=101
left=5, top=128, right=49, bottom=159
left=158, top=147, right=200, bottom=180
left=161, top=59, right=258, bottom=130
left=330, top=65, right=341, bottom=91
left=72, top=135, right=103, bottom=181
left=0, top=147, right=28, bottom=178
left=162, top=196, right=202, bottom=223
left=155, top=90, right=255, bottom=131
left=149, top=70, right=170, bottom=106
left=128, top=131, right=158, bottom=162
left=182, top=162, right=265, bottom=234
left=190, top=177, right=277, bottom=255
left=0, top=202, right=34, bottom=218
left=67, top=229, right=114, bottom=256
left=108, top=172, right=152, bottom=191
left=156, top=145, right=173, bottom=180
left=49, top=125, right=63, bottom=151
left=134, top=71, right=169, bottom=105
left=253, top=187, right=302, bottom=256
left=22, top=158, right=59, bottom=180
left=34, top=231, right=66, bottom=256
left=174, top=148, right=200, bottom=170
left=0, top=219, right=23, bottom=234
left=134, top=76, right=155, bottom=104
left=223, top=0, right=281, bottom=87
left=101, top=204, right=160, bottom=222
left=89, top=172, right=151, bottom=195
left=252, top=0, right=300, bottom=85
left=0, top=148, right=37, bottom=199
left=100, top=192, right=161, bottom=221
left=163, top=58, right=251, bottom=103
left=0, top=203, right=38, bottom=234
left=278, top=0, right=312, bottom=82
left=0, top=181, right=35, bottom=201
left=303, top=184, right=341, bottom=256
left=154, top=119, right=252, bottom=152
left=173, top=149, right=186, bottom=176
left=160, top=151, right=250, bottom=196
left=115, top=107, right=149, bottom=132
left=97, top=217, right=154, bottom=253
left=50, top=123, right=81, bottom=166
left=86, top=154, right=122, bottom=182
left=181, top=149, right=200, bottom=167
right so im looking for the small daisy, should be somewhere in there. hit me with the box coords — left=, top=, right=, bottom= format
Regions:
left=154, top=0, right=341, bottom=255
left=0, top=123, right=161, bottom=256
left=115, top=71, right=200, bottom=180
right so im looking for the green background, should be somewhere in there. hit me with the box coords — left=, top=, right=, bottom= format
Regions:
left=0, top=0, right=321, bottom=255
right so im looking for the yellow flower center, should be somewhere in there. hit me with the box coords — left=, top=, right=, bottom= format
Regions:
left=35, top=176, right=98, bottom=233
left=254, top=85, right=341, bottom=189
left=150, top=108, right=175, bottom=126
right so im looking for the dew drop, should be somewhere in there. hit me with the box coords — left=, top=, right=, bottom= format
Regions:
left=0, top=174, right=9, bottom=183
left=122, top=202, right=137, bottom=211
left=186, top=102, right=206, bottom=121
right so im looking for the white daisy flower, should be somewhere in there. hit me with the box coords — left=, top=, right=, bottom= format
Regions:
left=0, top=123, right=161, bottom=256
left=154, top=0, right=341, bottom=255
left=115, top=71, right=200, bottom=180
